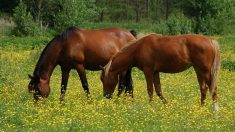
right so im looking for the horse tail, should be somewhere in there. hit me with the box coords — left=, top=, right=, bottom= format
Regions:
left=210, top=40, right=221, bottom=111
left=210, top=40, right=220, bottom=93
left=130, top=30, right=137, bottom=38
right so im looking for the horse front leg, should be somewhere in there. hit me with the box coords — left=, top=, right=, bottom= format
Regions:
left=75, top=64, right=90, bottom=98
left=60, top=67, right=70, bottom=101
left=143, top=67, right=154, bottom=102
left=153, top=72, right=167, bottom=104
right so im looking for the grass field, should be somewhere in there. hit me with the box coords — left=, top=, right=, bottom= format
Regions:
left=0, top=35, right=235, bottom=131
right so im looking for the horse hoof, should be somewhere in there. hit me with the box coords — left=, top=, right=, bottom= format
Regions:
left=87, top=94, right=92, bottom=99
left=213, top=102, right=220, bottom=112
left=163, top=99, right=168, bottom=104
left=60, top=94, right=65, bottom=101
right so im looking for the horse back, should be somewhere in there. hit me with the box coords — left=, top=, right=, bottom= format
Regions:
left=59, top=27, right=135, bottom=70
left=135, top=34, right=215, bottom=73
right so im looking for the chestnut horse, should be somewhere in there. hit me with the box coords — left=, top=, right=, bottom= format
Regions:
left=101, top=34, right=220, bottom=111
left=28, top=27, right=136, bottom=101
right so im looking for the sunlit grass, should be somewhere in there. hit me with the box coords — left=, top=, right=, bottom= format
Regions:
left=0, top=36, right=235, bottom=131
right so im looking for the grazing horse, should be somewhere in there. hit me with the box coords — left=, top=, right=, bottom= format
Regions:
left=28, top=27, right=136, bottom=101
left=101, top=34, right=220, bottom=111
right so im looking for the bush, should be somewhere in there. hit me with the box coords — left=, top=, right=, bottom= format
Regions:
left=166, top=13, right=193, bottom=35
left=154, top=12, right=193, bottom=35
left=55, top=0, right=97, bottom=31
left=153, top=21, right=168, bottom=35
left=12, top=0, right=39, bottom=36
left=222, top=60, right=235, bottom=71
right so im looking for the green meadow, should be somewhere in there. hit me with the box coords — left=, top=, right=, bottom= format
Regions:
left=0, top=35, right=235, bottom=131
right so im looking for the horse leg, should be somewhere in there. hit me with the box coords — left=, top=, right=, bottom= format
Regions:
left=211, top=85, right=219, bottom=111
left=124, top=68, right=134, bottom=97
left=60, top=67, right=70, bottom=101
left=33, top=93, right=39, bottom=102
left=195, top=69, right=210, bottom=106
left=143, top=67, right=154, bottom=102
left=208, top=74, right=219, bottom=112
left=153, top=72, right=167, bottom=104
left=75, top=64, right=90, bottom=98
left=117, top=72, right=126, bottom=97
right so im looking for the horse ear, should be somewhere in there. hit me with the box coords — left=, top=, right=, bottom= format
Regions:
left=99, top=65, right=104, bottom=71
left=28, top=74, right=33, bottom=79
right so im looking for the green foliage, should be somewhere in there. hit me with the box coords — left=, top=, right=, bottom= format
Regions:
left=12, top=0, right=39, bottom=36
left=166, top=13, right=192, bottom=35
left=153, top=21, right=168, bottom=34
left=1, top=0, right=235, bottom=35
left=55, top=0, right=97, bottom=31
left=182, top=0, right=234, bottom=35
left=0, top=36, right=50, bottom=50
left=222, top=60, right=235, bottom=71
left=154, top=12, right=192, bottom=35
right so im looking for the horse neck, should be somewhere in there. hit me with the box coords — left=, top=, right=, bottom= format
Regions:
left=110, top=45, right=136, bottom=74
left=34, top=38, right=62, bottom=82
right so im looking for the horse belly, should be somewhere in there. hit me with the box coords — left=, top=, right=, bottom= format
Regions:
left=156, top=57, right=192, bottom=73
left=83, top=52, right=113, bottom=70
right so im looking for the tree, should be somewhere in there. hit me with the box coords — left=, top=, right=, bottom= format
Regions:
left=13, top=0, right=39, bottom=36
left=0, top=0, right=19, bottom=14
left=55, top=0, right=97, bottom=31
left=181, top=0, right=228, bottom=34
left=95, top=0, right=107, bottom=22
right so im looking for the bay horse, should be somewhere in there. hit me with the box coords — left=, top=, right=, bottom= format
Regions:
left=28, top=27, right=136, bottom=101
left=101, top=34, right=220, bottom=111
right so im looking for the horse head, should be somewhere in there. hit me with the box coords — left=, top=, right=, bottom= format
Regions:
left=100, top=61, right=118, bottom=99
left=28, top=74, right=39, bottom=93
left=28, top=74, right=50, bottom=100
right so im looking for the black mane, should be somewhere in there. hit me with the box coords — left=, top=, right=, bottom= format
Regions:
left=33, top=27, right=80, bottom=78
left=61, top=27, right=80, bottom=41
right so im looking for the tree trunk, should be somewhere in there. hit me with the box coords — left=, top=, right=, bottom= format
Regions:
left=146, top=0, right=150, bottom=18
left=99, top=10, right=104, bottom=22
left=165, top=0, right=169, bottom=20
left=35, top=0, right=43, bottom=30
left=135, top=0, right=140, bottom=22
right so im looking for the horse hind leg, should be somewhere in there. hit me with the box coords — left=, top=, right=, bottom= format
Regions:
left=204, top=73, right=219, bottom=112
left=153, top=72, right=167, bottom=104
left=117, top=72, right=126, bottom=97
left=76, top=64, right=90, bottom=98
left=124, top=68, right=134, bottom=97
left=195, top=69, right=210, bottom=106
left=60, top=67, right=71, bottom=101
left=209, top=75, right=219, bottom=112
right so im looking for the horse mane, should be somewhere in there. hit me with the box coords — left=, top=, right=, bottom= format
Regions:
left=60, top=27, right=80, bottom=41
left=111, top=33, right=162, bottom=60
left=103, top=33, right=161, bottom=77
left=125, top=33, right=162, bottom=48
left=33, top=27, right=80, bottom=77
left=33, top=35, right=60, bottom=77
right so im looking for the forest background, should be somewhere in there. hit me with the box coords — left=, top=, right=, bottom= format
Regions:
left=0, top=0, right=234, bottom=36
